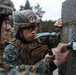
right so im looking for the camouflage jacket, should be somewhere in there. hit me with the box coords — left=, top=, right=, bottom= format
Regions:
left=0, top=61, right=54, bottom=75
left=3, top=38, right=53, bottom=66
left=0, top=68, right=43, bottom=75
left=36, top=32, right=61, bottom=48
left=3, top=37, right=57, bottom=75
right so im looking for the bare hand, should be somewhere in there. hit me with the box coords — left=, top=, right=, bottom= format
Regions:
left=42, top=54, right=55, bottom=62
left=54, top=18, right=62, bottom=32
left=54, top=43, right=70, bottom=67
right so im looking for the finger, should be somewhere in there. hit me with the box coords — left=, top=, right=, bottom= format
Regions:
left=54, top=18, right=62, bottom=27
left=45, top=54, right=54, bottom=59
left=58, top=18, right=62, bottom=22
left=56, top=43, right=70, bottom=53
left=63, top=50, right=70, bottom=58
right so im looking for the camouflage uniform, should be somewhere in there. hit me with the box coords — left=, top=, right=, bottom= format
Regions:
left=0, top=66, right=41, bottom=75
left=0, top=68, right=45, bottom=75
left=0, top=67, right=40, bottom=75
left=0, top=0, right=15, bottom=61
left=0, top=61, right=57, bottom=75
left=3, top=10, right=54, bottom=75
left=36, top=32, right=59, bottom=48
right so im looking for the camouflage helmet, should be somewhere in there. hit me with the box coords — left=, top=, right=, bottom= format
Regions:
left=0, top=0, right=15, bottom=15
left=13, top=10, right=40, bottom=36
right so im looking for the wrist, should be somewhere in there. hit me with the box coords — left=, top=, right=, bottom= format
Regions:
left=53, top=60, right=60, bottom=67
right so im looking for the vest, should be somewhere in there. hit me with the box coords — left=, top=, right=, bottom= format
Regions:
left=9, top=38, right=53, bottom=65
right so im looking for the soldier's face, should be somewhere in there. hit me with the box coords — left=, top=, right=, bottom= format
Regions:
left=21, top=27, right=38, bottom=42
left=1, top=20, right=11, bottom=44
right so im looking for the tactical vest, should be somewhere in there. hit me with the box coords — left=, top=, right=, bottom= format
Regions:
left=9, top=38, right=53, bottom=65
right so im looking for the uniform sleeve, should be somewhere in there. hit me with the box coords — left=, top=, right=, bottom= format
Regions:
left=0, top=68, right=20, bottom=75
left=32, top=61, right=57, bottom=74
left=0, top=68, right=42, bottom=75
left=2, top=61, right=57, bottom=75
left=3, top=44, right=22, bottom=66
left=34, top=61, right=57, bottom=74
left=17, top=61, right=51, bottom=75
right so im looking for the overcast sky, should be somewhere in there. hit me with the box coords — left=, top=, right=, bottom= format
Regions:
left=11, top=0, right=65, bottom=21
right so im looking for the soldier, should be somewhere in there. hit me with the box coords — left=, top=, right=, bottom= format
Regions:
left=3, top=10, right=55, bottom=66
left=1, top=43, right=70, bottom=75
left=0, top=0, right=15, bottom=61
